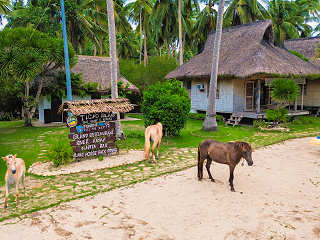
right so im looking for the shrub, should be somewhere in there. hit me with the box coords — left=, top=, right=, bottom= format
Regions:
left=266, top=108, right=288, bottom=123
left=253, top=120, right=269, bottom=128
left=271, top=79, right=299, bottom=105
left=142, top=80, right=191, bottom=136
left=47, top=138, right=73, bottom=167
left=292, top=116, right=320, bottom=125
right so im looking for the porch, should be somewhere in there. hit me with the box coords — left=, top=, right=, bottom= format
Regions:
left=232, top=110, right=310, bottom=119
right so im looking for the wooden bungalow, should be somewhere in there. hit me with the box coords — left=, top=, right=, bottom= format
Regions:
left=38, top=55, right=139, bottom=124
left=166, top=20, right=320, bottom=119
left=285, top=37, right=320, bottom=114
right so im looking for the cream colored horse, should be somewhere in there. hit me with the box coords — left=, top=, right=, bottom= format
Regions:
left=144, top=122, right=163, bottom=162
left=2, top=154, right=26, bottom=208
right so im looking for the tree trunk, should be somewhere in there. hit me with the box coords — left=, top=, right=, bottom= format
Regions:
left=23, top=81, right=32, bottom=127
left=203, top=0, right=225, bottom=131
left=139, top=11, right=143, bottom=64
left=106, top=0, right=125, bottom=139
left=144, top=30, right=148, bottom=66
left=178, top=0, right=183, bottom=66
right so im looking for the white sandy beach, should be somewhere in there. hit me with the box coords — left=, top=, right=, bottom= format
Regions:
left=1, top=137, right=320, bottom=240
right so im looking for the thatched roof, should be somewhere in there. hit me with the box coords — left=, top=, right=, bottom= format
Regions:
left=284, top=37, right=320, bottom=65
left=166, top=20, right=320, bottom=80
left=59, top=98, right=134, bottom=116
left=72, top=55, right=139, bottom=92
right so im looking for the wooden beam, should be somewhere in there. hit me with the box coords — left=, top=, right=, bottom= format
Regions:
left=301, top=84, right=304, bottom=110
left=256, top=80, right=261, bottom=113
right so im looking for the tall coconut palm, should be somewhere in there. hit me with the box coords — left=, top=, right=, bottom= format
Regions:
left=0, top=0, right=11, bottom=24
left=178, top=0, right=183, bottom=65
left=224, top=0, right=269, bottom=26
left=150, top=0, right=178, bottom=56
left=127, top=0, right=152, bottom=65
left=193, top=0, right=217, bottom=52
left=267, top=0, right=300, bottom=46
left=106, top=0, right=124, bottom=139
left=203, top=0, right=225, bottom=131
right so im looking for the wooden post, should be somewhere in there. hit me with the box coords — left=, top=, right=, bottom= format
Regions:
left=294, top=98, right=297, bottom=111
left=301, top=84, right=304, bottom=110
left=256, top=80, right=261, bottom=113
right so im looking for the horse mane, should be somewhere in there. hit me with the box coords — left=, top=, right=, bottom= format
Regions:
left=233, top=142, right=251, bottom=152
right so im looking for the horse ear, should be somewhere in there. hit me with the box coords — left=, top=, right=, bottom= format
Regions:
left=2, top=156, right=8, bottom=162
left=14, top=154, right=17, bottom=158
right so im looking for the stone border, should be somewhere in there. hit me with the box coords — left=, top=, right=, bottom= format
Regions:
left=28, top=150, right=145, bottom=176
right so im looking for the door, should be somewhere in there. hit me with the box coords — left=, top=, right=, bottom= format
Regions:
left=245, top=81, right=254, bottom=111
left=51, top=95, right=62, bottom=122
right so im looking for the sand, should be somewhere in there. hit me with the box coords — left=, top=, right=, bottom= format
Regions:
left=1, top=137, right=320, bottom=240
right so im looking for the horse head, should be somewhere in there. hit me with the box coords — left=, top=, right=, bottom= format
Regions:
left=234, top=142, right=253, bottom=166
left=2, top=154, right=18, bottom=174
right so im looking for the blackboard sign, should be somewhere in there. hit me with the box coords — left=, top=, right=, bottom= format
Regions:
left=67, top=113, right=118, bottom=159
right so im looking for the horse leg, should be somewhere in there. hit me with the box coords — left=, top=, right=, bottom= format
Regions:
left=206, top=157, right=215, bottom=182
left=4, top=182, right=9, bottom=209
left=197, top=148, right=205, bottom=181
left=151, top=141, right=156, bottom=162
left=156, top=139, right=161, bottom=160
left=15, top=181, right=20, bottom=207
left=22, top=174, right=26, bottom=196
left=229, top=165, right=236, bottom=192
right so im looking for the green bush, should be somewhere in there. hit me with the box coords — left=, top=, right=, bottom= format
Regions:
left=253, top=119, right=269, bottom=128
left=142, top=80, right=191, bottom=136
left=266, top=108, right=289, bottom=123
left=119, top=56, right=178, bottom=92
left=47, top=138, right=73, bottom=167
left=271, top=79, right=299, bottom=104
left=292, top=116, right=320, bottom=125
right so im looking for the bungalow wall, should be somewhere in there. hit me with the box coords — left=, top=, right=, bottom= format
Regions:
left=189, top=78, right=234, bottom=113
left=297, top=80, right=320, bottom=107
left=38, top=95, right=91, bottom=124
left=232, top=79, right=246, bottom=112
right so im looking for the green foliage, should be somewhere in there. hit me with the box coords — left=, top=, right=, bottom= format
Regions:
left=288, top=50, right=309, bottom=62
left=119, top=56, right=178, bottom=92
left=271, top=79, right=299, bottom=104
left=142, top=80, right=191, bottom=136
left=253, top=119, right=269, bottom=128
left=98, top=155, right=104, bottom=161
left=292, top=116, right=320, bottom=125
left=266, top=108, right=289, bottom=123
left=47, top=138, right=73, bottom=167
left=43, top=72, right=98, bottom=98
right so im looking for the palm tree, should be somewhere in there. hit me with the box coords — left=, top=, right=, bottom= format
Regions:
left=193, top=0, right=217, bottom=52
left=106, top=0, right=124, bottom=139
left=0, top=0, right=11, bottom=24
left=267, top=0, right=300, bottom=46
left=203, top=0, right=225, bottom=131
left=127, top=0, right=152, bottom=65
left=178, top=0, right=183, bottom=65
left=224, top=0, right=269, bottom=26
left=150, top=0, right=178, bottom=56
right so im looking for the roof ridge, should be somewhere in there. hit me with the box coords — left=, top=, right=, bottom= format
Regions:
left=285, top=36, right=320, bottom=42
left=207, top=20, right=272, bottom=36
left=77, top=55, right=111, bottom=60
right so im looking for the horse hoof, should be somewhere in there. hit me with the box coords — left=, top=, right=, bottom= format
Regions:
left=231, top=188, right=235, bottom=192
left=210, top=179, right=215, bottom=182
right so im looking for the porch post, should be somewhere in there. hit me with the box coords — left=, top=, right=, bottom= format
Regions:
left=301, top=84, right=304, bottom=110
left=294, top=98, right=297, bottom=111
left=256, top=79, right=261, bottom=113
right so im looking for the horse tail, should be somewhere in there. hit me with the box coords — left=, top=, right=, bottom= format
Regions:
left=144, top=128, right=151, bottom=159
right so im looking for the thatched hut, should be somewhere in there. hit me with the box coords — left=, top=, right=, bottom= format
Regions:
left=285, top=37, right=320, bottom=113
left=166, top=20, right=320, bottom=118
left=39, top=55, right=138, bottom=124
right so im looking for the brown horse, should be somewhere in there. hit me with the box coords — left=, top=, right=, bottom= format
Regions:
left=144, top=122, right=163, bottom=162
left=197, top=139, right=253, bottom=192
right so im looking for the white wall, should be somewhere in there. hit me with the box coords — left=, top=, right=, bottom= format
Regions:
left=38, top=95, right=92, bottom=123
left=190, top=79, right=234, bottom=113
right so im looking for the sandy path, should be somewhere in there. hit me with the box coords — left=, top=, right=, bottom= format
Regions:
left=1, top=137, right=320, bottom=240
